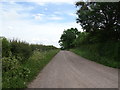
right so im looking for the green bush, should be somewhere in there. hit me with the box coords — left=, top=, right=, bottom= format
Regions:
left=10, top=40, right=32, bottom=63
left=2, top=56, right=30, bottom=88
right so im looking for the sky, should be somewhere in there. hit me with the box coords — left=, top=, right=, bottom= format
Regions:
left=0, top=0, right=83, bottom=48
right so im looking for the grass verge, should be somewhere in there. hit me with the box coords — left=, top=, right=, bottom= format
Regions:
left=24, top=50, right=60, bottom=86
left=70, top=48, right=119, bottom=68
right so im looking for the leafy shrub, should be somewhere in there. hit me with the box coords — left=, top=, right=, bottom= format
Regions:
left=2, top=56, right=30, bottom=88
left=2, top=56, right=19, bottom=72
left=10, top=40, right=32, bottom=63
left=29, top=50, right=44, bottom=61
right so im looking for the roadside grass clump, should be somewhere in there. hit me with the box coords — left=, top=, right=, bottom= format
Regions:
left=70, top=41, right=120, bottom=68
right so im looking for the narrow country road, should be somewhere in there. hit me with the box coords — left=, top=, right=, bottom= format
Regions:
left=27, top=51, right=118, bottom=88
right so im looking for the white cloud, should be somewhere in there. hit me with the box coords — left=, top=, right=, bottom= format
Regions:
left=1, top=2, right=34, bottom=20
left=1, top=10, right=20, bottom=21
left=34, top=13, right=44, bottom=20
left=8, top=26, right=14, bottom=30
left=49, top=16, right=63, bottom=20
left=68, top=13, right=76, bottom=16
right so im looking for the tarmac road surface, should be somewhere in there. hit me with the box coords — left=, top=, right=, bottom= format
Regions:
left=27, top=51, right=118, bottom=88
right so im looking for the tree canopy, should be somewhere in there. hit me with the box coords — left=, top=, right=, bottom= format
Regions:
left=59, top=28, right=79, bottom=49
left=59, top=2, right=120, bottom=49
left=76, top=2, right=120, bottom=42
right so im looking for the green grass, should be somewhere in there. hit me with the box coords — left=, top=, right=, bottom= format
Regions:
left=2, top=49, right=60, bottom=88
left=70, top=48, right=119, bottom=68
left=24, top=50, right=60, bottom=86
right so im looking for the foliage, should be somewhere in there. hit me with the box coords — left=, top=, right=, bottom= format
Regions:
left=2, top=38, right=11, bottom=57
left=2, top=49, right=59, bottom=88
left=25, top=50, right=59, bottom=83
left=2, top=37, right=57, bottom=63
left=76, top=2, right=120, bottom=42
left=1, top=37, right=59, bottom=88
left=59, top=28, right=79, bottom=49
left=30, top=44, right=57, bottom=52
left=73, top=32, right=89, bottom=46
left=29, top=50, right=44, bottom=61
left=2, top=56, right=30, bottom=88
left=10, top=40, right=32, bottom=63
left=70, top=41, right=120, bottom=68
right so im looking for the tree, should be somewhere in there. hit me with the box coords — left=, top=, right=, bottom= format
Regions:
left=76, top=2, right=120, bottom=42
left=59, top=28, right=79, bottom=49
left=73, top=32, right=90, bottom=47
